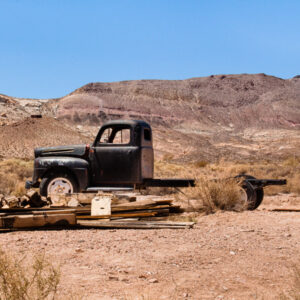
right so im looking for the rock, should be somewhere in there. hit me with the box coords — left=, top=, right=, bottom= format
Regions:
left=68, top=198, right=80, bottom=207
left=26, top=189, right=47, bottom=207
left=108, top=276, right=119, bottom=281
left=5, top=196, right=20, bottom=208
left=148, top=278, right=158, bottom=283
left=229, top=251, right=236, bottom=255
left=49, top=194, right=68, bottom=206
left=0, top=113, right=7, bottom=118
left=0, top=194, right=4, bottom=208
left=20, top=195, right=30, bottom=207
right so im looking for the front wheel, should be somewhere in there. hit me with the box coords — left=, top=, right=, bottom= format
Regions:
left=40, top=172, right=78, bottom=196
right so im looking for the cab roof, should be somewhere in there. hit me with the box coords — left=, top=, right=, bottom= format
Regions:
left=102, top=119, right=151, bottom=128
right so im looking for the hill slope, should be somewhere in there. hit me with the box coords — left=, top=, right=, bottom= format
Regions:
left=0, top=73, right=299, bottom=161
left=52, top=73, right=300, bottom=130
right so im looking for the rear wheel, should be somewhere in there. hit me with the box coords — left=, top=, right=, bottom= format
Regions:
left=235, top=175, right=264, bottom=210
left=40, top=172, right=78, bottom=196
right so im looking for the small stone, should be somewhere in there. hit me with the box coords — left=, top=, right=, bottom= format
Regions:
left=27, top=190, right=46, bottom=207
left=5, top=196, right=20, bottom=208
left=20, top=195, right=30, bottom=207
left=230, top=251, right=236, bottom=255
left=148, top=278, right=158, bottom=283
left=108, top=276, right=119, bottom=281
left=183, top=293, right=188, bottom=298
left=68, top=198, right=80, bottom=207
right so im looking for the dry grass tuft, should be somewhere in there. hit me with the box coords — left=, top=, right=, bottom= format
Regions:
left=186, top=177, right=247, bottom=214
left=194, top=160, right=209, bottom=168
left=0, top=159, right=33, bottom=196
left=0, top=248, right=60, bottom=300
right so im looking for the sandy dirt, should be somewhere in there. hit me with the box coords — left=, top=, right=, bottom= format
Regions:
left=0, top=196, right=299, bottom=300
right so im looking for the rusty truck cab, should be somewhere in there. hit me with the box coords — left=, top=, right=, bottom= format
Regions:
left=90, top=120, right=154, bottom=187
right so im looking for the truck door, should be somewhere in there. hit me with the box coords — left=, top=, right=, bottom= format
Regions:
left=91, top=125, right=140, bottom=185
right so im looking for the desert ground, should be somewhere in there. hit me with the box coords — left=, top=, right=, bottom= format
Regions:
left=0, top=74, right=299, bottom=299
left=0, top=196, right=299, bottom=299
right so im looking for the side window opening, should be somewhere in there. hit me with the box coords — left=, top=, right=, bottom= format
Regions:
left=113, top=128, right=131, bottom=144
left=144, top=128, right=151, bottom=141
left=99, top=127, right=131, bottom=144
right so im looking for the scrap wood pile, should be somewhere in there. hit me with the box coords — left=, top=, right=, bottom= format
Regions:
left=0, top=191, right=194, bottom=230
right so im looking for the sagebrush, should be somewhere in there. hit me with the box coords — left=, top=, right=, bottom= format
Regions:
left=0, top=248, right=60, bottom=300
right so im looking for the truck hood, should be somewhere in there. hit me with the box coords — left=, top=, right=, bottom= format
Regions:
left=34, top=144, right=88, bottom=158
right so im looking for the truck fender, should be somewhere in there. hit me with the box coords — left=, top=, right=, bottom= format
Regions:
left=33, top=156, right=90, bottom=191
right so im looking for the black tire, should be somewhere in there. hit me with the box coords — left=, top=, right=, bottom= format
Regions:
left=40, top=172, right=78, bottom=197
left=235, top=174, right=264, bottom=210
left=253, top=188, right=264, bottom=210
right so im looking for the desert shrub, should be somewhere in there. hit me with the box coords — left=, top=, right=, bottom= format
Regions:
left=0, top=159, right=33, bottom=196
left=283, top=156, right=300, bottom=168
left=162, top=153, right=174, bottom=161
left=194, top=160, right=209, bottom=168
left=0, top=248, right=60, bottom=300
left=188, top=178, right=247, bottom=214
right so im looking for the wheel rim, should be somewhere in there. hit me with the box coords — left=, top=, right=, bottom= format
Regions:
left=238, top=187, right=248, bottom=204
left=47, top=177, right=73, bottom=195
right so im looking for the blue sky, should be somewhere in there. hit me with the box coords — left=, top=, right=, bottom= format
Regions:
left=0, top=0, right=299, bottom=98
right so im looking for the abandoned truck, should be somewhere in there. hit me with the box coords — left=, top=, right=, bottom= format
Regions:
left=26, top=119, right=286, bottom=210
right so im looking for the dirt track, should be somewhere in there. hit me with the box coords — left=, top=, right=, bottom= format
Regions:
left=0, top=199, right=299, bottom=299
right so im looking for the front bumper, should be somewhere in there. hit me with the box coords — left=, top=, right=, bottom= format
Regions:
left=25, top=180, right=40, bottom=189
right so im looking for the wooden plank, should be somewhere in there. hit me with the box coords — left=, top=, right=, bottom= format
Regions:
left=32, top=209, right=76, bottom=215
left=0, top=213, right=76, bottom=229
left=0, top=207, right=73, bottom=214
left=271, top=208, right=300, bottom=212
left=77, top=220, right=193, bottom=229
left=73, top=204, right=171, bottom=213
left=77, top=211, right=157, bottom=219
left=111, top=204, right=171, bottom=212
left=0, top=205, right=173, bottom=217
left=111, top=220, right=195, bottom=226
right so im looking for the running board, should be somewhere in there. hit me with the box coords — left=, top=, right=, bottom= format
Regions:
left=86, top=187, right=134, bottom=192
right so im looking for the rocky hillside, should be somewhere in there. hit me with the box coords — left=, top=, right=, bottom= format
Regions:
left=0, top=73, right=299, bottom=161
left=51, top=73, right=300, bottom=131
